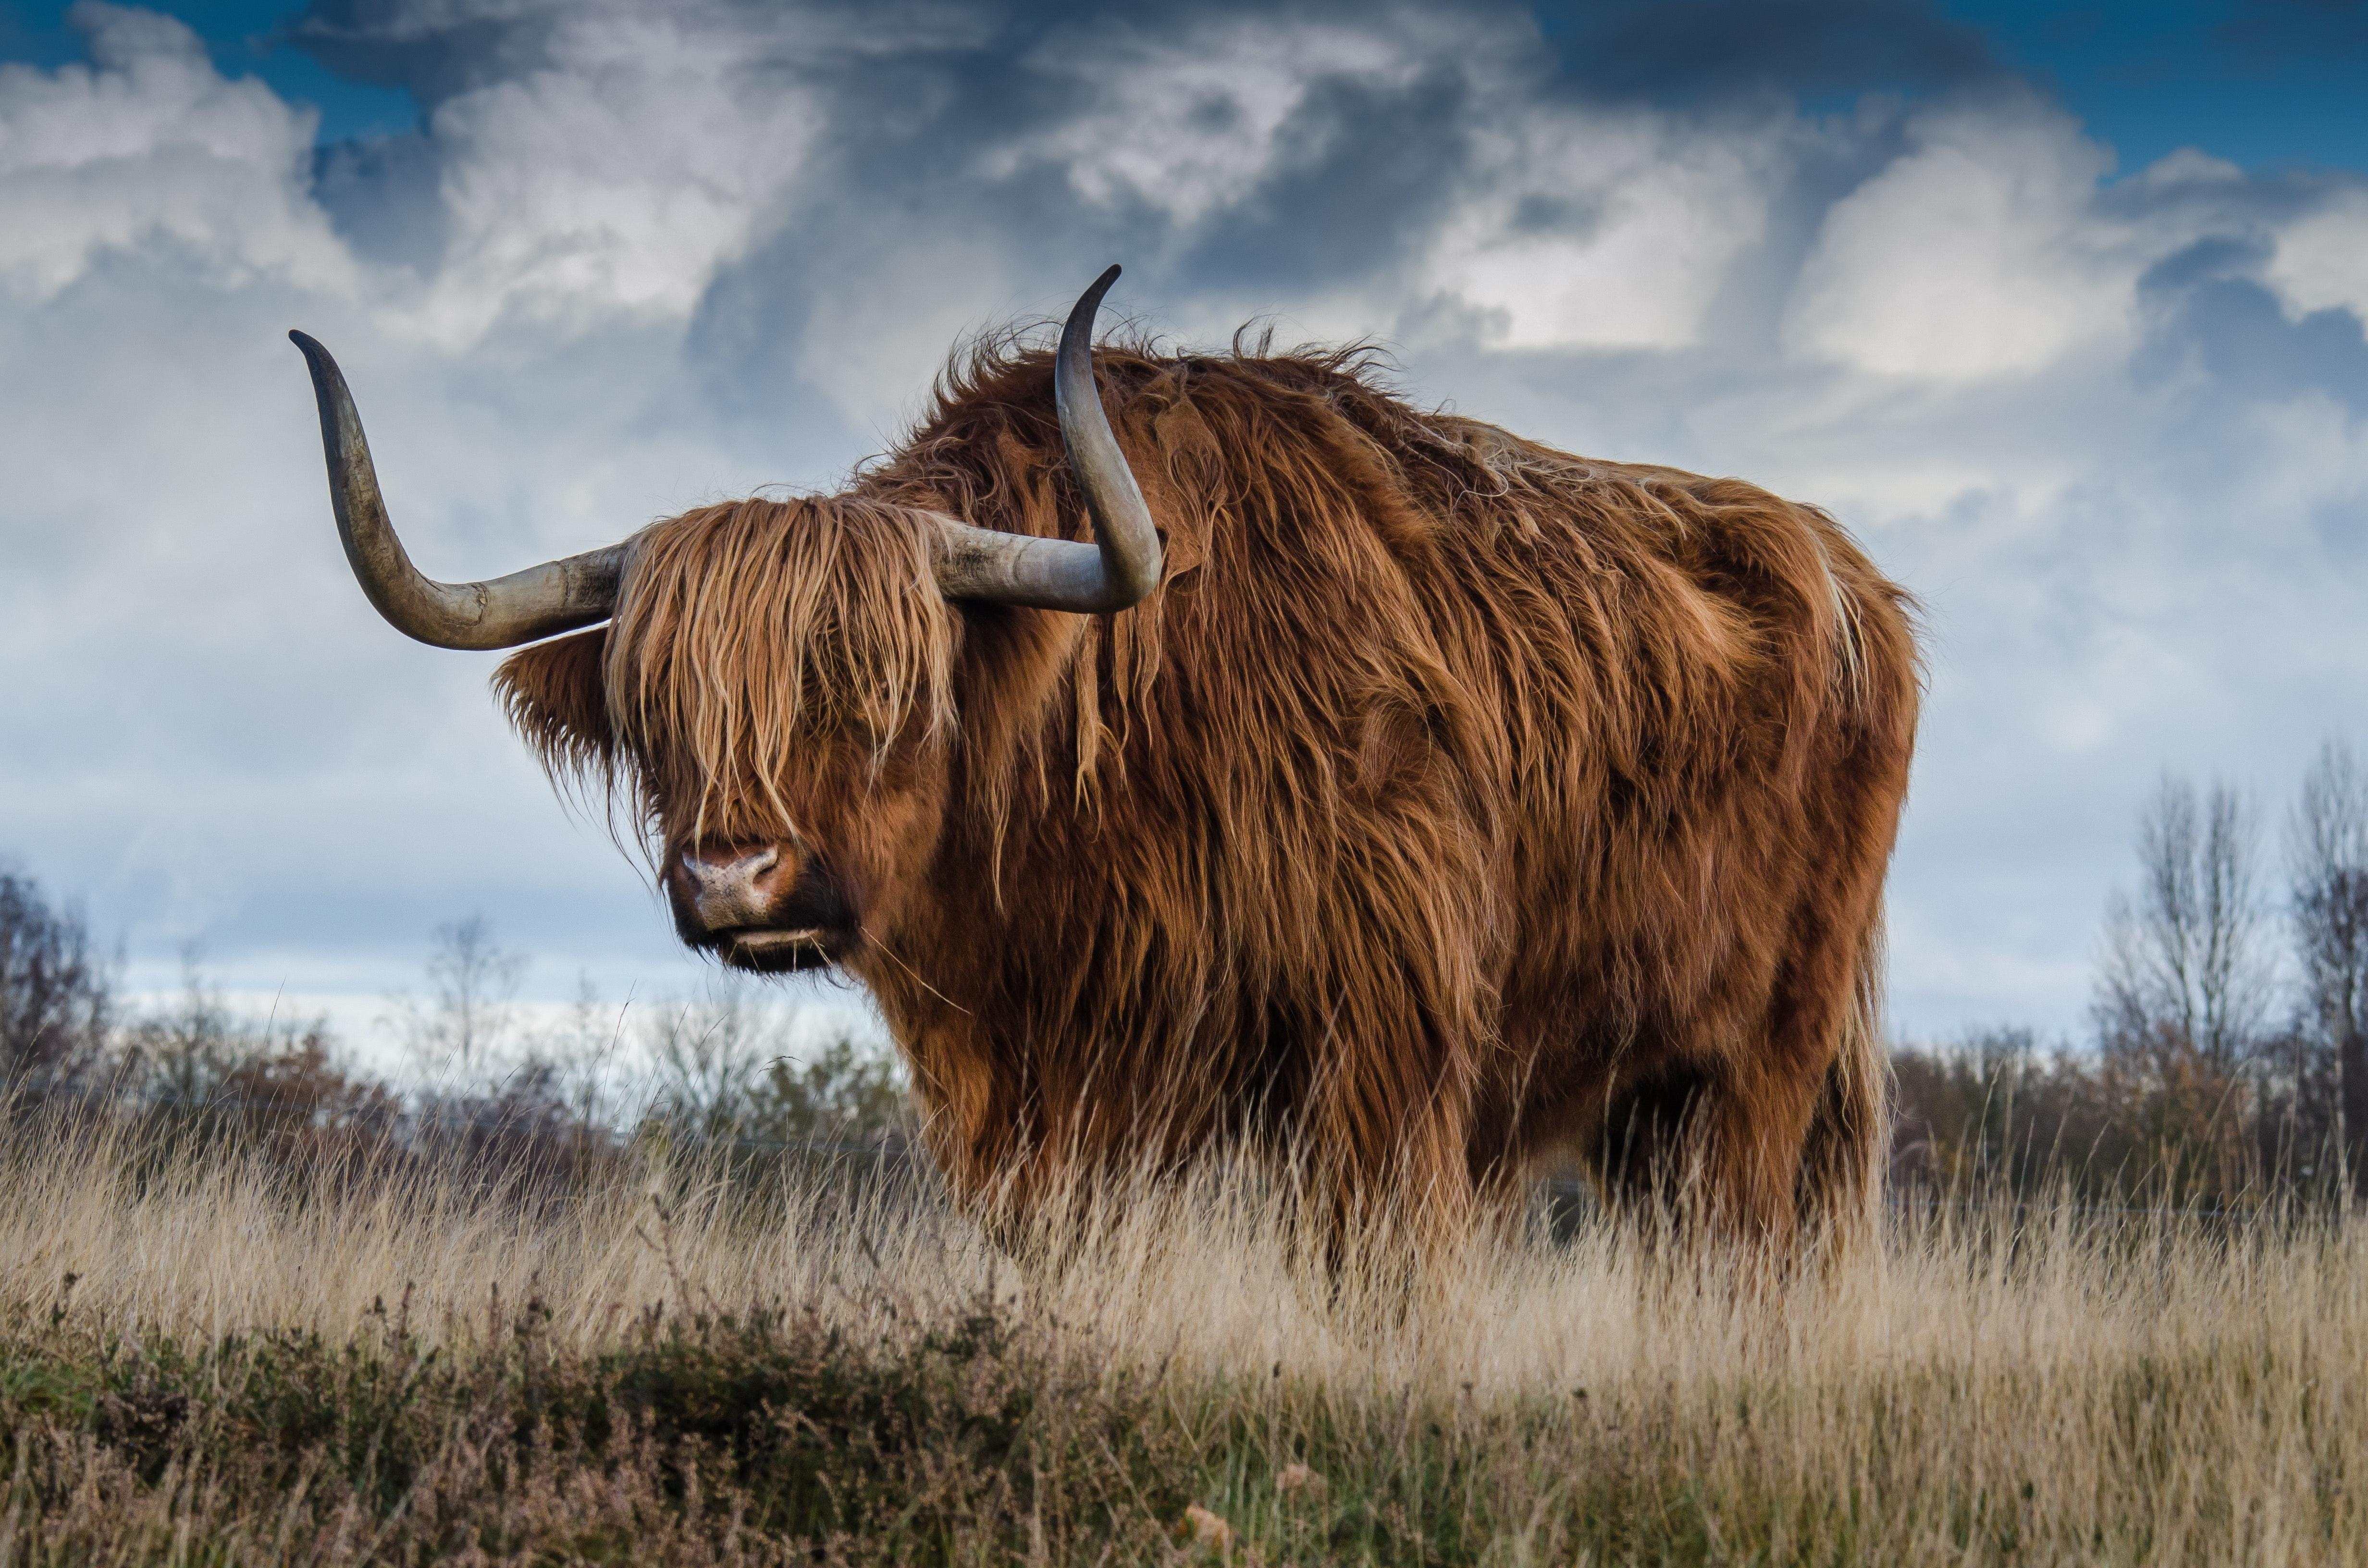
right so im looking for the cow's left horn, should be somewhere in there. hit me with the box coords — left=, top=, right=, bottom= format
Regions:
left=289, top=331, right=631, bottom=651
left=930, top=265, right=1163, bottom=612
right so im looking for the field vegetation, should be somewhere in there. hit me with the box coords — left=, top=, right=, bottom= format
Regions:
left=0, top=1117, right=2359, bottom=1565
left=4, top=747, right=2368, bottom=1561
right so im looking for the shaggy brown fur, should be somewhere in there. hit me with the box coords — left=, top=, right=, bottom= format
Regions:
left=496, top=337, right=1920, bottom=1257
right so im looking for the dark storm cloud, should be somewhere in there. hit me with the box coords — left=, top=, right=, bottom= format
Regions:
left=1111, top=61, right=1489, bottom=295
left=289, top=0, right=1346, bottom=119
left=290, top=0, right=568, bottom=102
left=270, top=0, right=1985, bottom=373
left=286, top=0, right=1529, bottom=287
left=272, top=0, right=1564, bottom=444
left=1532, top=0, right=1997, bottom=102
left=311, top=127, right=446, bottom=269
left=2139, top=237, right=2368, bottom=416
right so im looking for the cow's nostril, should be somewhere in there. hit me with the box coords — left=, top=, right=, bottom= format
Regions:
left=679, top=846, right=786, bottom=930
left=684, top=846, right=776, bottom=883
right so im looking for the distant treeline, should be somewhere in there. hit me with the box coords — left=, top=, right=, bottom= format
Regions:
left=1895, top=741, right=2368, bottom=1208
left=10, top=744, right=2368, bottom=1212
left=0, top=875, right=913, bottom=1185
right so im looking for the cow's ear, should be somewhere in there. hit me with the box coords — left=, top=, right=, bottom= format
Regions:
left=494, top=626, right=613, bottom=778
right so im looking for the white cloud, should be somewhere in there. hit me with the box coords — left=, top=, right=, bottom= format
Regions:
left=2132, top=147, right=2244, bottom=189
left=1421, top=106, right=1786, bottom=351
left=1785, top=97, right=2134, bottom=380
left=2265, top=186, right=2368, bottom=327
left=1006, top=19, right=1436, bottom=227
left=1009, top=12, right=1781, bottom=354
left=416, top=8, right=826, bottom=344
left=0, top=2, right=353, bottom=301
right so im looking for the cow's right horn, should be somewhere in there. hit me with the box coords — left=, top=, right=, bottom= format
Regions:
left=289, top=331, right=631, bottom=651
left=928, top=265, right=1163, bottom=612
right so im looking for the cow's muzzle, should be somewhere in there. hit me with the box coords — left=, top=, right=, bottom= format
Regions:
left=666, top=844, right=854, bottom=974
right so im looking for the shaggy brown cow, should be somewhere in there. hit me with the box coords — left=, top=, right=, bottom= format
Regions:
left=291, top=267, right=1919, bottom=1257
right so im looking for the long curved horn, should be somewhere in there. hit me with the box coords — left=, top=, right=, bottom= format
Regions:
left=931, top=265, right=1163, bottom=612
left=289, top=331, right=631, bottom=651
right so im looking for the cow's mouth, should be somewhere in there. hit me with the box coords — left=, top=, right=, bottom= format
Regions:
left=713, top=926, right=848, bottom=974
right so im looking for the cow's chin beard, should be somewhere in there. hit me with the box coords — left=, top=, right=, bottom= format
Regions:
left=709, top=926, right=851, bottom=975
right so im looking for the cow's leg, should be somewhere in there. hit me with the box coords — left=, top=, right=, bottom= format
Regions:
left=902, top=1024, right=1060, bottom=1252
left=1464, top=1109, right=1536, bottom=1248
left=1590, top=1065, right=1708, bottom=1224
left=1695, top=1059, right=1824, bottom=1259
left=918, top=1037, right=1209, bottom=1271
left=1591, top=1056, right=1820, bottom=1260
left=1298, top=1013, right=1480, bottom=1278
left=925, top=1108, right=1106, bottom=1274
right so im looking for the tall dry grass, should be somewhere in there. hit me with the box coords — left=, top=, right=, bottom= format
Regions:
left=0, top=1119, right=2361, bottom=1563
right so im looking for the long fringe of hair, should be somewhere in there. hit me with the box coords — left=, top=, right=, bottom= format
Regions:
left=604, top=496, right=956, bottom=848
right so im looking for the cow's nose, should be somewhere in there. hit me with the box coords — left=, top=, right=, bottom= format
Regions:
left=677, top=845, right=782, bottom=930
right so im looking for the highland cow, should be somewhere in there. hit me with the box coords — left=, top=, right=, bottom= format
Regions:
left=291, top=267, right=1919, bottom=1257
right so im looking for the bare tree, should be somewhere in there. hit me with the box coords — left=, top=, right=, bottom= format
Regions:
left=521, top=973, right=634, bottom=1134
left=0, top=866, right=111, bottom=1090
left=2097, top=773, right=2275, bottom=1072
left=124, top=947, right=243, bottom=1107
left=122, top=946, right=334, bottom=1109
left=2289, top=739, right=2368, bottom=1192
left=638, top=981, right=911, bottom=1148
left=395, top=915, right=527, bottom=1075
left=640, top=981, right=781, bottom=1140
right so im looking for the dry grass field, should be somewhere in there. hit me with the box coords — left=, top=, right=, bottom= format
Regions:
left=0, top=1119, right=2360, bottom=1565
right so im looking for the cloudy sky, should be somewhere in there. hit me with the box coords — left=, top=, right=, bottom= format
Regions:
left=1, top=0, right=2365, bottom=1055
